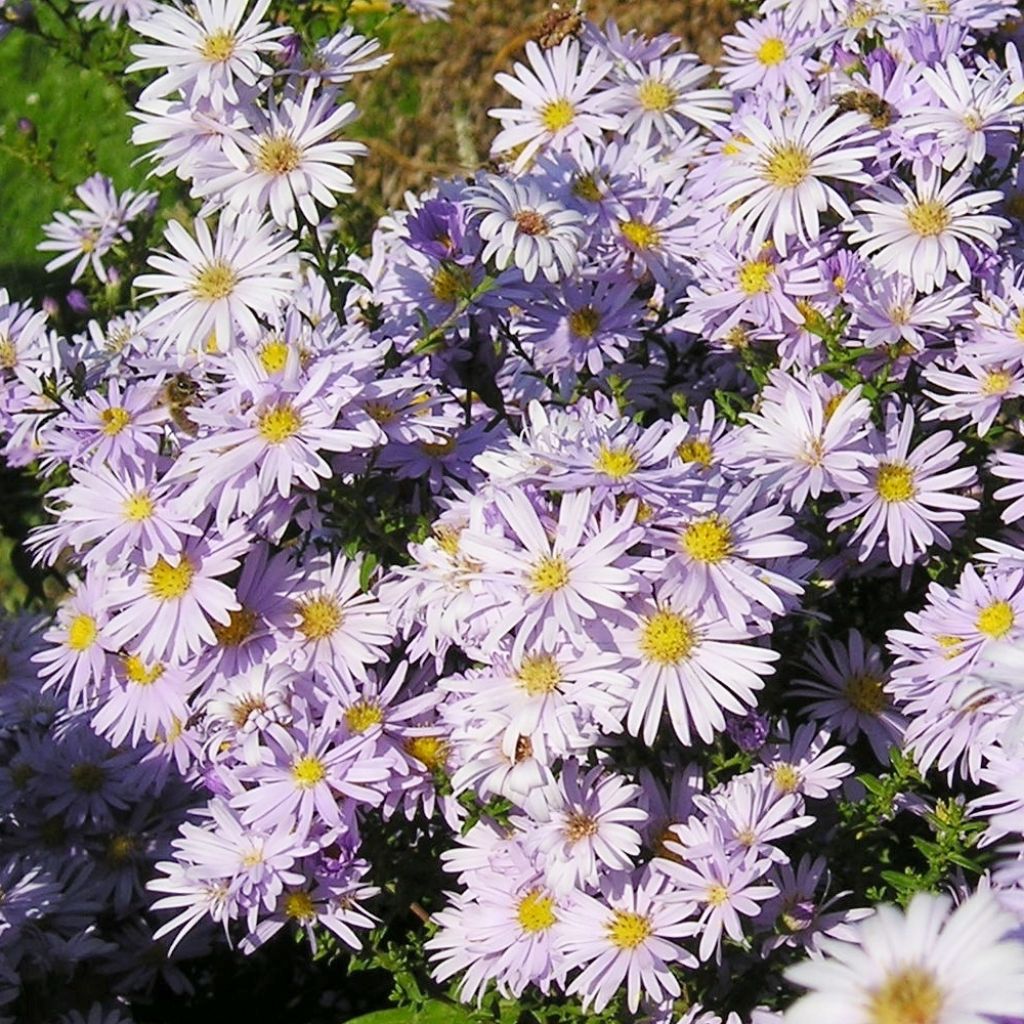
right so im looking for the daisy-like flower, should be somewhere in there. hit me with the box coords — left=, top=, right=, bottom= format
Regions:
left=614, top=579, right=780, bottom=746
left=757, top=723, right=853, bottom=802
left=128, top=0, right=289, bottom=102
left=734, top=372, right=873, bottom=511
left=562, top=874, right=699, bottom=1013
left=609, top=53, right=730, bottom=148
left=651, top=480, right=807, bottom=626
left=527, top=761, right=647, bottom=892
left=900, top=55, right=1023, bottom=172
left=720, top=15, right=816, bottom=100
left=657, top=845, right=778, bottom=962
left=279, top=554, right=391, bottom=679
left=104, top=526, right=248, bottom=663
left=194, top=81, right=366, bottom=229
left=135, top=213, right=299, bottom=357
left=712, top=104, right=877, bottom=255
left=459, top=487, right=644, bottom=652
left=784, top=890, right=1024, bottom=1024
left=922, top=359, right=1024, bottom=437
left=827, top=405, right=978, bottom=567
left=489, top=38, right=616, bottom=172
left=846, top=163, right=1007, bottom=293
left=792, top=630, right=906, bottom=764
left=469, top=176, right=585, bottom=283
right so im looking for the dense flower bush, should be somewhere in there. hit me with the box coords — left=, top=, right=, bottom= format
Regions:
left=4, top=0, right=1024, bottom=1021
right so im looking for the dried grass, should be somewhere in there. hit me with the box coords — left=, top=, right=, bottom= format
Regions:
left=351, top=0, right=738, bottom=211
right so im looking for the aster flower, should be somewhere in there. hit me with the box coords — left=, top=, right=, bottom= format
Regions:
left=720, top=15, right=816, bottom=100
left=827, top=405, right=978, bottom=567
left=657, top=844, right=778, bottom=962
left=785, top=890, right=1024, bottom=1024
left=469, top=176, right=585, bottom=283
left=922, top=359, right=1024, bottom=436
left=792, top=630, right=906, bottom=763
left=614, top=578, right=780, bottom=746
left=128, top=0, right=289, bottom=102
left=757, top=723, right=853, bottom=802
left=135, top=213, right=299, bottom=357
left=527, top=762, right=647, bottom=892
left=846, top=163, right=1007, bottom=293
left=194, top=81, right=366, bottom=229
left=489, top=38, right=616, bottom=172
left=609, top=52, right=730, bottom=147
left=712, top=104, right=877, bottom=256
left=562, top=873, right=699, bottom=1013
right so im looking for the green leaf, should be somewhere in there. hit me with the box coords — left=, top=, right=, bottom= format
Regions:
left=346, top=999, right=477, bottom=1024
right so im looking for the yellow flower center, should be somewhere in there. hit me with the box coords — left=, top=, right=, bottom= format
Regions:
left=257, top=403, right=303, bottom=444
left=404, top=735, right=449, bottom=770
left=0, top=335, right=16, bottom=370
left=291, top=755, right=326, bottom=788
left=762, top=143, right=812, bottom=187
left=191, top=261, right=237, bottom=301
left=620, top=219, right=661, bottom=250
left=875, top=462, right=916, bottom=503
left=540, top=97, right=575, bottom=133
left=639, top=609, right=697, bottom=665
left=906, top=200, right=951, bottom=237
left=529, top=555, right=571, bottom=595
left=678, top=439, right=713, bottom=467
left=200, top=28, right=237, bottom=62
left=737, top=258, right=775, bottom=295
left=757, top=37, right=788, bottom=65
left=259, top=338, right=290, bottom=374
left=517, top=653, right=563, bottom=695
left=681, top=516, right=734, bottom=563
left=772, top=763, right=800, bottom=793
left=255, top=135, right=303, bottom=176
left=344, top=699, right=384, bottom=733
left=977, top=600, right=1014, bottom=639
left=100, top=407, right=132, bottom=436
left=982, top=369, right=1012, bottom=395
left=148, top=557, right=194, bottom=600
left=569, top=304, right=601, bottom=338
left=868, top=967, right=944, bottom=1024
left=845, top=673, right=887, bottom=714
left=284, top=890, right=316, bottom=921
left=123, top=653, right=164, bottom=685
left=516, top=889, right=557, bottom=933
left=212, top=607, right=257, bottom=647
left=297, top=595, right=344, bottom=641
left=594, top=444, right=638, bottom=479
left=66, top=614, right=97, bottom=652
left=565, top=810, right=599, bottom=841
left=107, top=833, right=137, bottom=863
left=607, top=910, right=652, bottom=950
left=431, top=264, right=473, bottom=303
left=123, top=492, right=155, bottom=522
left=637, top=78, right=676, bottom=111
left=707, top=883, right=730, bottom=906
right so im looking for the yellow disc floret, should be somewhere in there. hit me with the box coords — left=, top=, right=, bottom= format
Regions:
left=540, top=97, right=576, bottom=132
left=191, top=260, right=237, bottom=301
left=66, top=614, right=97, bottom=652
left=148, top=557, right=194, bottom=600
left=762, top=143, right=812, bottom=187
left=258, top=403, right=303, bottom=444
left=529, top=555, right=571, bottom=594
left=681, top=516, right=734, bottom=563
left=594, top=445, right=638, bottom=479
left=637, top=78, right=676, bottom=111
left=757, top=37, right=788, bottom=65
left=906, top=200, right=952, bottom=237
left=606, top=910, right=653, bottom=949
left=291, top=755, right=326, bottom=788
left=517, top=653, right=563, bottom=696
left=867, top=967, right=944, bottom=1024
left=297, top=595, right=344, bottom=641
left=100, top=407, right=132, bottom=436
left=255, top=135, right=303, bottom=176
left=639, top=609, right=697, bottom=665
left=875, top=462, right=916, bottom=503
left=516, top=889, right=558, bottom=932
left=977, top=600, right=1014, bottom=640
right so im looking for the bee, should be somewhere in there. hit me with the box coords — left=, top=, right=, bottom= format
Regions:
left=835, top=89, right=894, bottom=129
left=160, top=372, right=202, bottom=437
left=536, top=2, right=584, bottom=48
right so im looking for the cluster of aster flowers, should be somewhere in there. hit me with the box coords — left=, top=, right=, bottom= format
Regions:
left=4, top=0, right=1024, bottom=1020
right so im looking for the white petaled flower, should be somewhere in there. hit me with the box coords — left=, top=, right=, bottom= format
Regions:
left=469, top=176, right=585, bottom=283
left=128, top=0, right=289, bottom=102
left=785, top=890, right=1024, bottom=1024
left=135, top=213, right=299, bottom=356
left=846, top=163, right=1008, bottom=294
left=609, top=53, right=730, bottom=148
left=713, top=103, right=877, bottom=255
left=489, top=38, right=616, bottom=173
left=194, top=81, right=366, bottom=228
